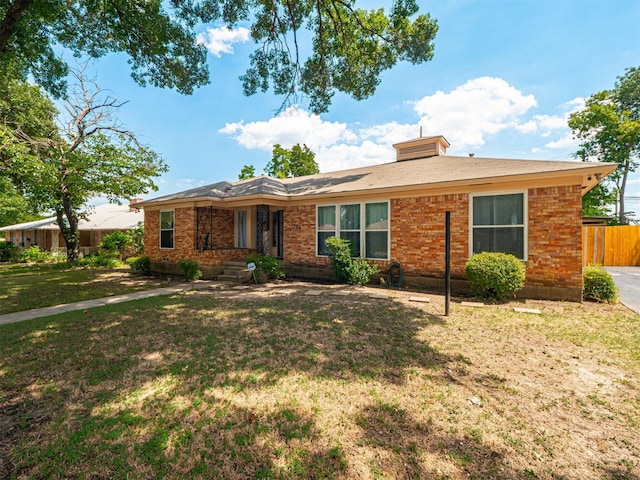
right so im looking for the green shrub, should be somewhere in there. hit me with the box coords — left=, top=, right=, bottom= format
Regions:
left=127, top=255, right=151, bottom=275
left=99, top=231, right=131, bottom=259
left=180, top=259, right=202, bottom=281
left=324, top=236, right=352, bottom=283
left=583, top=266, right=618, bottom=303
left=347, top=258, right=380, bottom=286
left=73, top=254, right=120, bottom=268
left=0, top=242, right=21, bottom=262
left=324, top=236, right=379, bottom=286
left=246, top=253, right=284, bottom=282
left=465, top=252, right=526, bottom=300
left=128, top=222, right=145, bottom=255
left=19, top=246, right=52, bottom=263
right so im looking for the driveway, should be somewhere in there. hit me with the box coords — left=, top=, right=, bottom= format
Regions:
left=605, top=267, right=640, bottom=315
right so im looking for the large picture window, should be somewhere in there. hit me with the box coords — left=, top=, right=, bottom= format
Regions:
left=160, top=210, right=174, bottom=249
left=317, top=202, right=389, bottom=259
left=471, top=192, right=526, bottom=259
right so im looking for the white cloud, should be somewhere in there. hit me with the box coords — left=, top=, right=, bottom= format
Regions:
left=219, top=106, right=356, bottom=152
left=220, top=78, right=592, bottom=172
left=545, top=132, right=578, bottom=150
left=412, top=77, right=538, bottom=152
left=196, top=26, right=250, bottom=57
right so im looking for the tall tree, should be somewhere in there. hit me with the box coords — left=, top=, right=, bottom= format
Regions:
left=0, top=177, right=40, bottom=226
left=0, top=71, right=167, bottom=261
left=569, top=66, right=640, bottom=224
left=0, top=0, right=437, bottom=112
left=265, top=143, right=319, bottom=178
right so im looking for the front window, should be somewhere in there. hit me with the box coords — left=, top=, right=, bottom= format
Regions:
left=317, top=201, right=389, bottom=259
left=317, top=205, right=336, bottom=256
left=160, top=210, right=174, bottom=249
left=471, top=192, right=526, bottom=259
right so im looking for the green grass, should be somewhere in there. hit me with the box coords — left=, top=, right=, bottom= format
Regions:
left=0, top=263, right=173, bottom=314
left=0, top=280, right=639, bottom=479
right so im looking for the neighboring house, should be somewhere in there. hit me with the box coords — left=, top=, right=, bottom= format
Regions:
left=0, top=199, right=144, bottom=256
left=138, top=136, right=616, bottom=301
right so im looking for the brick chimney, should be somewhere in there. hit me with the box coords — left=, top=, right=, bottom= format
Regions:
left=129, top=198, right=143, bottom=211
left=393, top=135, right=450, bottom=162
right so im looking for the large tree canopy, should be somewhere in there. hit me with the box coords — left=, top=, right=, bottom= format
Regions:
left=0, top=73, right=167, bottom=261
left=0, top=0, right=437, bottom=112
left=569, top=66, right=640, bottom=224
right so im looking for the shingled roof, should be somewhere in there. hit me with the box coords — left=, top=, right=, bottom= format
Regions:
left=138, top=136, right=617, bottom=207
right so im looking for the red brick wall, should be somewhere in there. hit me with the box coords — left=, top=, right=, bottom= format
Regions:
left=144, top=207, right=249, bottom=267
left=283, top=204, right=330, bottom=268
left=391, top=194, right=469, bottom=277
left=527, top=185, right=583, bottom=291
left=281, top=187, right=583, bottom=297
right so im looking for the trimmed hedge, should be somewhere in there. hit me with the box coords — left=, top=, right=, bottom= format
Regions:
left=465, top=252, right=526, bottom=300
left=583, top=266, right=618, bottom=303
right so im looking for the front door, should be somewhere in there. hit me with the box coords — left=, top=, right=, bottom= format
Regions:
left=272, top=210, right=284, bottom=259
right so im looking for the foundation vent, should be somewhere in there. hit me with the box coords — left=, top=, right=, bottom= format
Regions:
left=393, top=135, right=450, bottom=162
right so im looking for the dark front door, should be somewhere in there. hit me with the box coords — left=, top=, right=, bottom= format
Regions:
left=273, top=210, right=284, bottom=259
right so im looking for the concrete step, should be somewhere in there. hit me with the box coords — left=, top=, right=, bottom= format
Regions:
left=218, top=272, right=252, bottom=283
left=222, top=267, right=251, bottom=277
left=226, top=260, right=249, bottom=268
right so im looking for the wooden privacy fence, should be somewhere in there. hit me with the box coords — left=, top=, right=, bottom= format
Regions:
left=582, top=225, right=640, bottom=266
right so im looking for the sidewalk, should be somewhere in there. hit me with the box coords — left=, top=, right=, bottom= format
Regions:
left=0, top=283, right=210, bottom=326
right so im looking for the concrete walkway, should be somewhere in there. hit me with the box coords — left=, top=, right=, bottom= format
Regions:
left=0, top=283, right=209, bottom=326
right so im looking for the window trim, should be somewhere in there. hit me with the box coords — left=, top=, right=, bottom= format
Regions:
left=316, top=201, right=390, bottom=260
left=469, top=190, right=528, bottom=261
left=159, top=209, right=175, bottom=250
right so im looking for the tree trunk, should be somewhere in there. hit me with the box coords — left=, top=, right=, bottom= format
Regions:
left=0, top=0, right=32, bottom=53
left=56, top=198, right=80, bottom=262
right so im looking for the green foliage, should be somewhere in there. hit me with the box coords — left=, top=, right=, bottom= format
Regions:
left=180, top=259, right=202, bottom=281
left=569, top=66, right=640, bottom=224
left=127, top=222, right=145, bottom=256
left=583, top=266, right=618, bottom=303
left=465, top=252, right=526, bottom=301
left=0, top=242, right=21, bottom=262
left=99, top=231, right=131, bottom=258
left=238, top=165, right=256, bottom=180
left=73, top=254, right=121, bottom=269
left=265, top=144, right=320, bottom=179
left=324, top=236, right=379, bottom=286
left=0, top=178, right=41, bottom=227
left=126, top=255, right=151, bottom=276
left=246, top=254, right=284, bottom=282
left=324, top=236, right=352, bottom=283
left=0, top=75, right=167, bottom=262
left=19, top=246, right=52, bottom=263
left=0, top=1, right=437, bottom=113
left=347, top=259, right=380, bottom=287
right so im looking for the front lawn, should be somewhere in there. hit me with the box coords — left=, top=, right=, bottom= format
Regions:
left=0, top=263, right=173, bottom=314
left=0, top=285, right=638, bottom=479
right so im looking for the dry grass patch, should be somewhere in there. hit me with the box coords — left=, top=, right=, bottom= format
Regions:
left=0, top=284, right=638, bottom=479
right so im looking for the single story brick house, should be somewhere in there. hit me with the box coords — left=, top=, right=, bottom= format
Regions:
left=138, top=136, right=616, bottom=301
left=0, top=200, right=144, bottom=256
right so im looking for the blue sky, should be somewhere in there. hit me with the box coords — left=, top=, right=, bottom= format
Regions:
left=83, top=0, right=640, bottom=212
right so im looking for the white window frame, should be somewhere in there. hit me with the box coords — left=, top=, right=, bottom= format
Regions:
left=159, top=210, right=175, bottom=250
left=316, top=201, right=390, bottom=260
left=469, top=190, right=528, bottom=261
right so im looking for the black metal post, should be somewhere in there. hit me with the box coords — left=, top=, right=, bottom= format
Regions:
left=445, top=211, right=451, bottom=316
